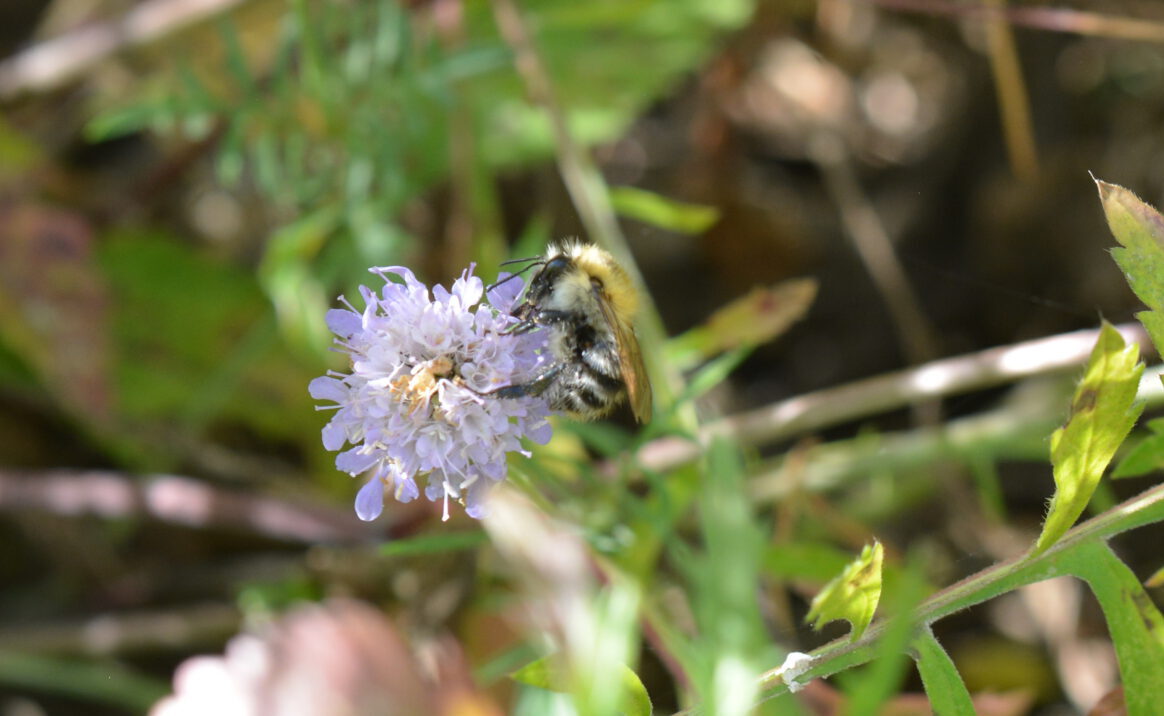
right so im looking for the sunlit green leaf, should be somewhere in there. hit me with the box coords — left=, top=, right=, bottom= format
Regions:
left=806, top=541, right=883, bottom=642
left=1098, top=179, right=1164, bottom=357
left=839, top=558, right=925, bottom=716
left=1036, top=322, right=1143, bottom=554
left=609, top=185, right=720, bottom=234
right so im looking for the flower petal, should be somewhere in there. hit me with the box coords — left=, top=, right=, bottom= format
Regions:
left=321, top=421, right=347, bottom=451
left=325, top=308, right=362, bottom=338
left=525, top=418, right=553, bottom=445
left=308, top=376, right=347, bottom=403
left=336, top=449, right=378, bottom=475
left=354, top=477, right=385, bottom=521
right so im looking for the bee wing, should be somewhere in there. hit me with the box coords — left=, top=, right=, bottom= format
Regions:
left=594, top=287, right=653, bottom=423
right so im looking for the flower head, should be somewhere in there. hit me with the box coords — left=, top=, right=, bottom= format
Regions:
left=309, top=265, right=551, bottom=521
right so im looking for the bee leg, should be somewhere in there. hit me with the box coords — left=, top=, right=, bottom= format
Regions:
left=503, top=308, right=574, bottom=335
left=486, top=363, right=564, bottom=400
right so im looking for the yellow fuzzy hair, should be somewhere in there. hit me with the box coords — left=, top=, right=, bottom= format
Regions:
left=550, top=241, right=639, bottom=321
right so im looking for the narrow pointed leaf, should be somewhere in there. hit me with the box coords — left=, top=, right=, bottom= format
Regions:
left=806, top=541, right=883, bottom=642
left=609, top=185, right=720, bottom=234
left=1036, top=322, right=1142, bottom=554
left=667, top=279, right=816, bottom=369
left=1061, top=541, right=1164, bottom=715
left=912, top=628, right=975, bottom=716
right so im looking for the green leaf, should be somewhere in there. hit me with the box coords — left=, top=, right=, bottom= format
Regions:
left=666, top=279, right=816, bottom=370
left=1147, top=565, right=1164, bottom=589
left=618, top=663, right=653, bottom=716
left=257, top=207, right=341, bottom=359
left=1036, top=322, right=1143, bottom=553
left=1114, top=417, right=1164, bottom=478
left=839, top=557, right=925, bottom=716
left=609, top=185, right=720, bottom=234
left=511, top=654, right=556, bottom=690
left=912, top=628, right=975, bottom=716
left=806, top=541, right=884, bottom=642
left=1062, top=541, right=1164, bottom=715
left=378, top=530, right=488, bottom=557
left=510, top=655, right=652, bottom=716
left=687, top=438, right=769, bottom=711
left=98, top=232, right=319, bottom=465
left=1097, top=179, right=1164, bottom=356
left=0, top=650, right=168, bottom=712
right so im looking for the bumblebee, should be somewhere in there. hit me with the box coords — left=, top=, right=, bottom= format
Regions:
left=491, top=241, right=652, bottom=422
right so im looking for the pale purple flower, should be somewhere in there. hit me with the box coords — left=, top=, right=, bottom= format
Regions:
left=309, top=265, right=551, bottom=521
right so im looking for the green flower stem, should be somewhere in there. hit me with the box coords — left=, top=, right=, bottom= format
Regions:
left=753, top=481, right=1164, bottom=701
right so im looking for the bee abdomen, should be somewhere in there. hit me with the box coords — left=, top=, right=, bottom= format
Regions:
left=549, top=362, right=626, bottom=417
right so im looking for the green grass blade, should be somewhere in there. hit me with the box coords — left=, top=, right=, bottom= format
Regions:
left=691, top=437, right=768, bottom=713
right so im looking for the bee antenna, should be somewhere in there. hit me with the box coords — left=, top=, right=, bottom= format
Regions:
left=487, top=257, right=542, bottom=292
left=499, top=254, right=542, bottom=267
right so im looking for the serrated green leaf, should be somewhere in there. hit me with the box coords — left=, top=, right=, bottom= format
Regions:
left=912, top=628, right=975, bottom=716
left=1036, top=322, right=1143, bottom=553
left=806, top=541, right=884, bottom=642
left=1113, top=417, right=1164, bottom=478
left=609, top=185, right=720, bottom=234
left=1062, top=541, right=1164, bottom=714
left=1098, top=179, right=1164, bottom=356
